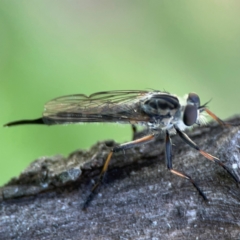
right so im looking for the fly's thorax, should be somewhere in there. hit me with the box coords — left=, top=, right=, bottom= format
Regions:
left=140, top=93, right=181, bottom=129
left=141, top=93, right=180, bottom=115
left=146, top=116, right=174, bottom=129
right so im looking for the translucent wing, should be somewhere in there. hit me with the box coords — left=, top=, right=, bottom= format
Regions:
left=43, top=90, right=153, bottom=125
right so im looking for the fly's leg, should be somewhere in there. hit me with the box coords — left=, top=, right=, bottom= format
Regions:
left=83, top=134, right=155, bottom=210
left=131, top=124, right=137, bottom=140
left=175, top=128, right=240, bottom=184
left=165, top=131, right=208, bottom=200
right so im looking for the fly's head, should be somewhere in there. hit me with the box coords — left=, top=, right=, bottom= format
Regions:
left=175, top=91, right=240, bottom=131
left=175, top=92, right=207, bottom=131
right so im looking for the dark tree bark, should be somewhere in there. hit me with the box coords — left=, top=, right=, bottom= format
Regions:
left=1, top=117, right=240, bottom=240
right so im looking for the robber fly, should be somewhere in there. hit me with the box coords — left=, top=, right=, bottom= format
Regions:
left=4, top=90, right=240, bottom=208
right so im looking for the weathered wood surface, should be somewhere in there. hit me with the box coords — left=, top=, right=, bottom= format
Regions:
left=1, top=117, right=240, bottom=240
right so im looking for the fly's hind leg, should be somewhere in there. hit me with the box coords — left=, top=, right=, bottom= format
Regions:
left=165, top=131, right=208, bottom=200
left=83, top=134, right=155, bottom=210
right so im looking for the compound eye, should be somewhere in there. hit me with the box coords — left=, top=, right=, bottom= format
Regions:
left=187, top=92, right=200, bottom=107
left=183, top=105, right=198, bottom=126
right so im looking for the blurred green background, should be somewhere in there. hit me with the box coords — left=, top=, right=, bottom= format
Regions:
left=1, top=1, right=240, bottom=186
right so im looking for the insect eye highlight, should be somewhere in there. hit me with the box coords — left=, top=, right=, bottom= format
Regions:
left=187, top=92, right=200, bottom=108
left=183, top=105, right=198, bottom=126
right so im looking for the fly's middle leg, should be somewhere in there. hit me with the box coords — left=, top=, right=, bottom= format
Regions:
left=165, top=131, right=208, bottom=201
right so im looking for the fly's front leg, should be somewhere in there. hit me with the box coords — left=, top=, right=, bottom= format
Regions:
left=175, top=128, right=240, bottom=185
left=165, top=131, right=207, bottom=200
left=83, top=134, right=155, bottom=210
